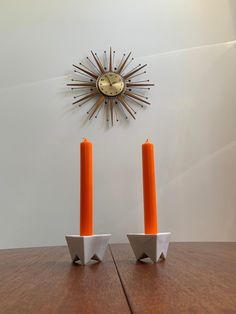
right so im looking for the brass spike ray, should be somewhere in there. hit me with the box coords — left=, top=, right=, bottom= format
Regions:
left=109, top=98, right=114, bottom=126
left=89, top=95, right=105, bottom=119
left=95, top=100, right=104, bottom=118
left=125, top=91, right=151, bottom=105
left=70, top=87, right=94, bottom=91
left=126, top=83, right=154, bottom=87
left=124, top=64, right=147, bottom=79
left=124, top=99, right=136, bottom=114
left=128, top=87, right=150, bottom=90
left=79, top=63, right=98, bottom=77
left=86, top=56, right=100, bottom=74
left=117, top=95, right=136, bottom=119
left=106, top=101, right=109, bottom=122
left=125, top=95, right=144, bottom=107
left=122, top=57, right=134, bottom=74
left=103, top=51, right=108, bottom=70
left=128, top=71, right=146, bottom=80
left=118, top=102, right=128, bottom=119
left=72, top=92, right=98, bottom=105
left=117, top=54, right=125, bottom=73
left=113, top=50, right=116, bottom=69
left=117, top=52, right=132, bottom=74
left=95, top=52, right=106, bottom=73
left=76, top=96, right=99, bottom=108
left=130, top=80, right=150, bottom=83
left=114, top=102, right=119, bottom=122
left=87, top=101, right=98, bottom=114
left=71, top=79, right=93, bottom=83
left=91, top=51, right=105, bottom=74
left=73, top=64, right=98, bottom=79
left=74, top=90, right=95, bottom=99
left=74, top=70, right=95, bottom=79
left=109, top=47, right=112, bottom=72
left=127, top=91, right=148, bottom=99
left=124, top=64, right=141, bottom=77
left=67, top=83, right=96, bottom=87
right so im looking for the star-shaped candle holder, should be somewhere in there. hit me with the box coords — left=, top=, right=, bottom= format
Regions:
left=65, top=234, right=111, bottom=265
left=127, top=232, right=171, bottom=263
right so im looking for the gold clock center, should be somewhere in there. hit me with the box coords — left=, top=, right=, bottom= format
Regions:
left=97, top=72, right=125, bottom=97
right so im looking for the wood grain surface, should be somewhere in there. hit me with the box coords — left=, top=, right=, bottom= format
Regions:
left=110, top=242, right=236, bottom=314
left=1, top=243, right=235, bottom=314
left=0, top=246, right=130, bottom=314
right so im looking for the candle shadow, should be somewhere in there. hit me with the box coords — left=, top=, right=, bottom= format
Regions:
left=135, top=255, right=166, bottom=265
left=135, top=258, right=154, bottom=265
left=72, top=259, right=100, bottom=266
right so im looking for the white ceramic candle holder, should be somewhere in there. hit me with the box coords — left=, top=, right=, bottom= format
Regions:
left=65, top=234, right=111, bottom=265
left=127, top=232, right=171, bottom=263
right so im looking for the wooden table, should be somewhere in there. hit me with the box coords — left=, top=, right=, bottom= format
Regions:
left=0, top=243, right=235, bottom=314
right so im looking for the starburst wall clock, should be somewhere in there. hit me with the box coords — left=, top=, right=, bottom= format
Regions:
left=67, top=47, right=154, bottom=126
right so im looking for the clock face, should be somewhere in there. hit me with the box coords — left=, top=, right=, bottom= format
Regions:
left=97, top=72, right=125, bottom=97
left=67, top=47, right=154, bottom=126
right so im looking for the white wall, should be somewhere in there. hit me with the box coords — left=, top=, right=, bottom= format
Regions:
left=0, top=0, right=235, bottom=248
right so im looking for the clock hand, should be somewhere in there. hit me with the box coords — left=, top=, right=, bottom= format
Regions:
left=105, top=75, right=113, bottom=86
left=111, top=81, right=120, bottom=88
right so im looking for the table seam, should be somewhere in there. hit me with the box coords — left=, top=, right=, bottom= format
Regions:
left=109, top=244, right=133, bottom=314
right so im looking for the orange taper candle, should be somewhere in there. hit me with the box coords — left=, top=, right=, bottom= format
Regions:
left=80, top=138, right=93, bottom=236
left=142, top=139, right=158, bottom=234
